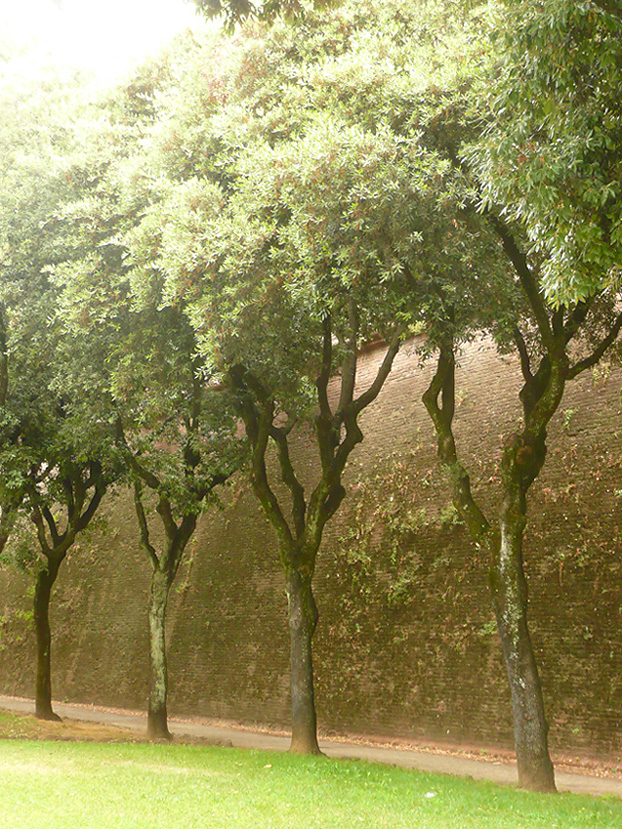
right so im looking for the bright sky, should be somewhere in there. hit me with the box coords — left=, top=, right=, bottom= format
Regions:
left=3, top=0, right=205, bottom=85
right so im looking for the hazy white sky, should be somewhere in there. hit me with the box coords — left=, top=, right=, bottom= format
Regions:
left=3, top=0, right=205, bottom=84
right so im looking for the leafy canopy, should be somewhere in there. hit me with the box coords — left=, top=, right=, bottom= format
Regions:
left=471, top=0, right=622, bottom=304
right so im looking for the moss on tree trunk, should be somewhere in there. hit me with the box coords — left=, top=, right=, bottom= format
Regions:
left=147, top=567, right=173, bottom=740
left=491, top=493, right=555, bottom=792
left=287, top=567, right=321, bottom=754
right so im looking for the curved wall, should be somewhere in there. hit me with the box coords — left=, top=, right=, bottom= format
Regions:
left=1, top=337, right=621, bottom=756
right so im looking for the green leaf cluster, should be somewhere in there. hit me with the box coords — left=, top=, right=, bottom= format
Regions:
left=472, top=0, right=622, bottom=303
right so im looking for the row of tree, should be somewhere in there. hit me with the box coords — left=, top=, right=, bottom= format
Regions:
left=1, top=0, right=621, bottom=794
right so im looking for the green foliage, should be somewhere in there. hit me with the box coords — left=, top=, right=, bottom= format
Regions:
left=0, top=515, right=38, bottom=573
left=0, top=65, right=120, bottom=567
left=45, top=60, right=248, bottom=552
left=336, top=448, right=464, bottom=613
left=194, top=0, right=331, bottom=29
left=138, top=0, right=506, bottom=406
left=476, top=619, right=498, bottom=639
left=471, top=0, right=622, bottom=303
left=121, top=3, right=496, bottom=585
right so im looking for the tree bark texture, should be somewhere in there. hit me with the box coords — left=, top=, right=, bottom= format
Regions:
left=34, top=560, right=61, bottom=721
left=147, top=567, right=173, bottom=739
left=491, top=483, right=556, bottom=792
left=286, top=567, right=321, bottom=754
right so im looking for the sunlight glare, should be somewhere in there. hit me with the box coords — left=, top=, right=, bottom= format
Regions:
left=2, top=0, right=203, bottom=84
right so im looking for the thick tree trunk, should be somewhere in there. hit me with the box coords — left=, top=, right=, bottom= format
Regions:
left=490, top=484, right=556, bottom=792
left=286, top=568, right=321, bottom=754
left=147, top=568, right=172, bottom=740
left=34, top=561, right=61, bottom=721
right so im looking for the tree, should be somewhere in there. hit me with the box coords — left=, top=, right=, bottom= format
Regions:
left=0, top=65, right=120, bottom=721
left=0, top=63, right=69, bottom=553
left=0, top=264, right=111, bottom=727
left=420, top=241, right=622, bottom=792
left=141, top=0, right=496, bottom=752
left=202, top=0, right=622, bottom=789
left=138, top=128, right=412, bottom=752
left=413, top=3, right=622, bottom=789
left=5, top=459, right=109, bottom=721
left=111, top=262, right=246, bottom=740
left=137, top=26, right=414, bottom=750
left=113, top=320, right=245, bottom=739
left=47, top=55, right=249, bottom=738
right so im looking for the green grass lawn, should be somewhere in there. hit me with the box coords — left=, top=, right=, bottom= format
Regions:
left=0, top=735, right=620, bottom=829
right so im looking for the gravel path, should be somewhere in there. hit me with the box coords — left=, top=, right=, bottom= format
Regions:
left=1, top=695, right=620, bottom=798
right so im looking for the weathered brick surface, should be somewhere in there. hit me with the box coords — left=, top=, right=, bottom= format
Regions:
left=1, top=336, right=621, bottom=756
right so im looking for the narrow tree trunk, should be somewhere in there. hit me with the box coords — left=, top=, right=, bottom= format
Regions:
left=490, top=484, right=556, bottom=792
left=286, top=567, right=321, bottom=754
left=147, top=567, right=172, bottom=740
left=34, top=561, right=61, bottom=721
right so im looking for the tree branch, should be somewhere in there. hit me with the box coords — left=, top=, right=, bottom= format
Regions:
left=115, top=419, right=161, bottom=491
left=551, top=307, right=564, bottom=338
left=269, top=424, right=306, bottom=539
left=73, top=466, right=106, bottom=536
left=336, top=300, right=358, bottom=416
left=487, top=213, right=554, bottom=349
left=41, top=505, right=61, bottom=549
left=167, top=513, right=199, bottom=583
left=422, top=340, right=490, bottom=541
left=156, top=495, right=178, bottom=543
left=352, top=324, right=404, bottom=416
left=563, top=299, right=592, bottom=345
left=229, top=367, right=295, bottom=556
left=63, top=475, right=76, bottom=520
left=568, top=309, right=622, bottom=379
left=316, top=314, right=333, bottom=423
left=513, top=326, right=533, bottom=383
left=133, top=479, right=159, bottom=571
left=30, top=505, right=53, bottom=558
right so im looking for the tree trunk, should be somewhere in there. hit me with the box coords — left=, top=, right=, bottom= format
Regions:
left=286, top=567, right=321, bottom=754
left=147, top=567, right=172, bottom=740
left=34, top=561, right=61, bottom=721
left=490, top=484, right=556, bottom=792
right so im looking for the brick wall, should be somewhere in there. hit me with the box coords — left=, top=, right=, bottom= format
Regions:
left=1, top=336, right=621, bottom=756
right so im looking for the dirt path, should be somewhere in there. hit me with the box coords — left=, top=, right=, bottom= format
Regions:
left=1, top=695, right=620, bottom=798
